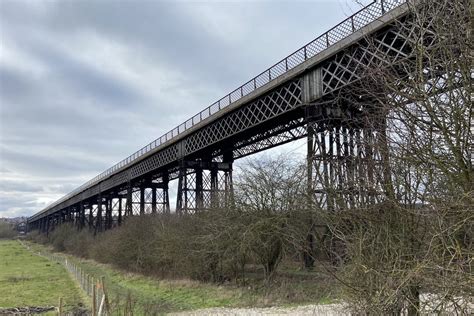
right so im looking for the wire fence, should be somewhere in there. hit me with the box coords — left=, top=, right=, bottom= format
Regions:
left=19, top=240, right=133, bottom=315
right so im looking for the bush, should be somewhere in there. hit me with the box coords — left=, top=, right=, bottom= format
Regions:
left=49, top=224, right=76, bottom=251
left=27, top=230, right=49, bottom=244
left=64, top=229, right=94, bottom=258
left=0, top=222, right=16, bottom=239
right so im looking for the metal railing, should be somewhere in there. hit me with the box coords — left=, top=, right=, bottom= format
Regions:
left=35, top=0, right=406, bottom=217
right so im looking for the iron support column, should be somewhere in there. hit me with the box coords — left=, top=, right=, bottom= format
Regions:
left=80, top=203, right=85, bottom=229
left=140, top=185, right=145, bottom=215
left=126, top=182, right=133, bottom=217
left=96, top=194, right=102, bottom=233
left=118, top=197, right=123, bottom=225
left=88, top=204, right=94, bottom=230
left=195, top=166, right=203, bottom=210
left=162, top=173, right=170, bottom=213
left=304, top=123, right=316, bottom=269
left=106, top=196, right=112, bottom=230
left=151, top=186, right=157, bottom=214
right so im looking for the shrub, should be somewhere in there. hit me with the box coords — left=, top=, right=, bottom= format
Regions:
left=0, top=221, right=16, bottom=239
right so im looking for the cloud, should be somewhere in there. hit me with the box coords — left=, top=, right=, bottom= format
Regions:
left=0, top=180, right=43, bottom=193
left=0, top=0, right=369, bottom=217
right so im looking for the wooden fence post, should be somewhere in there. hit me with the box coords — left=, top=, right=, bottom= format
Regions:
left=126, top=291, right=132, bottom=316
left=101, top=276, right=111, bottom=315
left=92, top=281, right=97, bottom=316
left=58, top=297, right=63, bottom=316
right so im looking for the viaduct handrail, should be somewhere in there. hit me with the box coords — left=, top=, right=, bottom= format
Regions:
left=35, top=0, right=406, bottom=217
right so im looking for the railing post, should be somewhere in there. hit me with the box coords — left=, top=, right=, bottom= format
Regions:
left=351, top=16, right=355, bottom=31
left=326, top=33, right=330, bottom=47
left=381, top=0, right=385, bottom=14
left=268, top=69, right=271, bottom=81
left=304, top=46, right=307, bottom=60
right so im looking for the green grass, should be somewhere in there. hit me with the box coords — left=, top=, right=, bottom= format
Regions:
left=26, top=241, right=337, bottom=314
left=26, top=241, right=250, bottom=314
left=54, top=257, right=249, bottom=313
left=0, top=240, right=85, bottom=312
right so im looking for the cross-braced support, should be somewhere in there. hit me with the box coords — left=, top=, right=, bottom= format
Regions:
left=150, top=173, right=171, bottom=214
left=176, top=160, right=233, bottom=214
left=306, top=101, right=391, bottom=264
left=130, top=174, right=170, bottom=215
left=306, top=103, right=389, bottom=210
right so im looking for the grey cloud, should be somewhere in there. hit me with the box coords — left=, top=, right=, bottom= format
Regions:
left=0, top=42, right=142, bottom=109
left=0, top=146, right=108, bottom=177
left=0, top=194, right=48, bottom=217
left=0, top=66, right=37, bottom=101
left=0, top=180, right=43, bottom=193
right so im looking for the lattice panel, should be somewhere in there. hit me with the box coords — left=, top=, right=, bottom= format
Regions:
left=143, top=188, right=153, bottom=213
left=111, top=198, right=120, bottom=217
left=131, top=189, right=142, bottom=215
left=233, top=118, right=307, bottom=158
left=154, top=190, right=170, bottom=213
left=103, top=172, right=129, bottom=193
left=211, top=172, right=233, bottom=209
left=179, top=171, right=198, bottom=213
left=322, top=25, right=413, bottom=95
left=130, top=145, right=180, bottom=179
left=184, top=80, right=302, bottom=155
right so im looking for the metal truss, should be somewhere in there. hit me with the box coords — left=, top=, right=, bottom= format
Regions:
left=184, top=80, right=302, bottom=155
left=176, top=161, right=233, bottom=214
left=131, top=180, right=170, bottom=215
left=232, top=118, right=307, bottom=159
left=308, top=118, right=388, bottom=211
left=30, top=2, right=429, bottom=231
left=321, top=19, right=414, bottom=96
left=305, top=12, right=434, bottom=211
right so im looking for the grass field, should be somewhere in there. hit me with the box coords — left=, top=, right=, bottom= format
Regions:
left=0, top=239, right=85, bottom=312
left=26, top=241, right=336, bottom=314
left=26, top=241, right=250, bottom=314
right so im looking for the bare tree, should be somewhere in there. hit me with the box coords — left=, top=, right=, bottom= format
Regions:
left=315, top=0, right=473, bottom=314
left=234, top=155, right=308, bottom=280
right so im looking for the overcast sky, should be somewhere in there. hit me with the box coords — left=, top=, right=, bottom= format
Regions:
left=0, top=0, right=370, bottom=218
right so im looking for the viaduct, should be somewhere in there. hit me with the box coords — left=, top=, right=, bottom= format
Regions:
left=29, top=0, right=424, bottom=233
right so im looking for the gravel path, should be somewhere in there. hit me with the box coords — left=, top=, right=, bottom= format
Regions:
left=170, top=304, right=349, bottom=316
left=169, top=296, right=474, bottom=315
